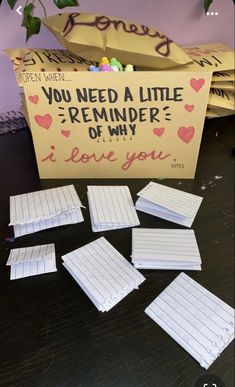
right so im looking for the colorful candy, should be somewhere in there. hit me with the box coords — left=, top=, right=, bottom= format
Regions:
left=89, top=57, right=134, bottom=72
left=110, top=58, right=123, bottom=71
left=99, top=57, right=110, bottom=67
left=125, top=64, right=134, bottom=72
left=100, top=64, right=113, bottom=72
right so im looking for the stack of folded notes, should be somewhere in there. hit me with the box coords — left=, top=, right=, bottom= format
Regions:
left=135, top=182, right=203, bottom=227
left=132, top=228, right=201, bottom=270
left=87, top=185, right=140, bottom=232
left=9, top=185, right=84, bottom=237
left=6, top=244, right=57, bottom=280
left=62, top=237, right=145, bottom=312
left=145, top=273, right=235, bottom=369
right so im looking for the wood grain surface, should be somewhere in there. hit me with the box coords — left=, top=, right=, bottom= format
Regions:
left=0, top=116, right=234, bottom=387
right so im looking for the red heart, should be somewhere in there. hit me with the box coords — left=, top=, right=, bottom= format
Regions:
left=190, top=78, right=205, bottom=92
left=28, top=95, right=39, bottom=104
left=153, top=127, right=165, bottom=137
left=61, top=130, right=70, bottom=138
left=184, top=104, right=194, bottom=112
left=178, top=127, right=195, bottom=143
left=34, top=114, right=52, bottom=129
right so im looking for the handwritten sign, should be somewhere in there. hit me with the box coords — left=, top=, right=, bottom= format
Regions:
left=5, top=48, right=98, bottom=86
left=183, top=43, right=234, bottom=72
left=21, top=71, right=211, bottom=178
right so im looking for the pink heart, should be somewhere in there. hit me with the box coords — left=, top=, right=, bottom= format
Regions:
left=34, top=114, right=52, bottom=129
left=153, top=127, right=165, bottom=137
left=28, top=95, right=39, bottom=104
left=61, top=130, right=70, bottom=138
left=184, top=104, right=194, bottom=112
left=178, top=126, right=195, bottom=143
left=190, top=78, right=205, bottom=92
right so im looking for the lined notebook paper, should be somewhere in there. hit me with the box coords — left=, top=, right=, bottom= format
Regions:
left=9, top=185, right=84, bottom=237
left=62, top=237, right=145, bottom=312
left=145, top=273, right=234, bottom=369
left=6, top=244, right=57, bottom=280
left=135, top=182, right=203, bottom=227
left=87, top=186, right=140, bottom=232
left=132, top=228, right=201, bottom=270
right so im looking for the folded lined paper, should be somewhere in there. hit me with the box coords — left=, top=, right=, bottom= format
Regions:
left=132, top=228, right=201, bottom=270
left=9, top=185, right=84, bottom=237
left=145, top=273, right=234, bottom=369
left=62, top=237, right=145, bottom=312
left=6, top=244, right=57, bottom=280
left=135, top=182, right=203, bottom=227
left=87, top=186, right=140, bottom=232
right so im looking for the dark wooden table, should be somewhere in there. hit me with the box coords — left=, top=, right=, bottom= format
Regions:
left=0, top=116, right=234, bottom=387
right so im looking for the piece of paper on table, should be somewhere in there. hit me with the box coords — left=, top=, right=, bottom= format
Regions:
left=62, top=237, right=145, bottom=312
left=87, top=186, right=140, bottom=232
left=135, top=182, right=203, bottom=227
left=145, top=272, right=234, bottom=369
left=132, top=228, right=201, bottom=270
left=6, top=243, right=57, bottom=280
left=9, top=185, right=84, bottom=237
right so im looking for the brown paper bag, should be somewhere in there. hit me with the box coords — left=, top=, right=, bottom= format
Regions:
left=212, top=70, right=235, bottom=82
left=208, top=88, right=235, bottom=111
left=137, top=43, right=234, bottom=73
left=206, top=109, right=219, bottom=118
left=183, top=43, right=234, bottom=72
left=20, top=92, right=30, bottom=127
left=42, top=12, right=191, bottom=69
left=5, top=48, right=97, bottom=86
left=206, top=106, right=235, bottom=118
left=211, top=81, right=234, bottom=91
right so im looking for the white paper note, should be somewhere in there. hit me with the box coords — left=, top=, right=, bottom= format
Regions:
left=145, top=273, right=234, bottom=369
left=136, top=182, right=203, bottom=227
left=132, top=228, right=201, bottom=270
left=6, top=244, right=57, bottom=280
left=87, top=186, right=140, bottom=232
left=9, top=185, right=84, bottom=237
left=13, top=208, right=84, bottom=237
left=62, top=237, right=145, bottom=312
